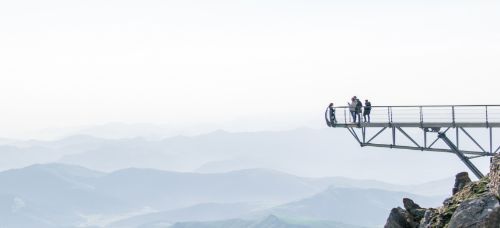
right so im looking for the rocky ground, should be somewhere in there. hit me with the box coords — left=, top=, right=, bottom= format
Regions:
left=384, top=154, right=500, bottom=228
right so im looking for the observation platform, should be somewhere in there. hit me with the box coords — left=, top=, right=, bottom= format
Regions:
left=325, top=105, right=500, bottom=179
left=326, top=105, right=500, bottom=128
left=335, top=122, right=500, bottom=128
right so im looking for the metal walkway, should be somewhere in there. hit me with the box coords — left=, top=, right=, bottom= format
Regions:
left=325, top=105, right=500, bottom=179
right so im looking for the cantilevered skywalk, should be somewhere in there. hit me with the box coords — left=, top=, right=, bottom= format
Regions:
left=325, top=105, right=500, bottom=179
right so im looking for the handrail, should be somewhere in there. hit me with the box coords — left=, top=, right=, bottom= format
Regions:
left=332, top=104, right=500, bottom=108
left=326, top=104, right=500, bottom=127
left=325, top=106, right=331, bottom=127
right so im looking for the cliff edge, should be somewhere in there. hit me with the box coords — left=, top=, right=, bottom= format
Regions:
left=384, top=154, right=500, bottom=228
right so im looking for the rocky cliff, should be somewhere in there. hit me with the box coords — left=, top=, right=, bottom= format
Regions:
left=384, top=154, right=500, bottom=228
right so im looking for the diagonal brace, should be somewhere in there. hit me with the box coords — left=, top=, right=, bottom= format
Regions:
left=396, top=127, right=421, bottom=148
left=460, top=127, right=487, bottom=153
left=438, top=132, right=484, bottom=179
left=367, top=127, right=387, bottom=144
left=347, top=128, right=362, bottom=145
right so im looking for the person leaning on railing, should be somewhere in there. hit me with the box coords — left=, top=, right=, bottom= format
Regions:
left=328, top=103, right=337, bottom=124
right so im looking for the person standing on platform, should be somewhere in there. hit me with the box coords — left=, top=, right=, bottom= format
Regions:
left=348, top=97, right=357, bottom=122
left=355, top=97, right=363, bottom=124
left=364, top=99, right=372, bottom=123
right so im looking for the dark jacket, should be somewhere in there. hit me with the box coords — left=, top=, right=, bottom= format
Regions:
left=364, top=102, right=372, bottom=111
left=355, top=99, right=362, bottom=113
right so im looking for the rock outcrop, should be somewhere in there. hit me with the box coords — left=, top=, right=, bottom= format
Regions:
left=385, top=207, right=417, bottom=228
left=403, top=198, right=426, bottom=222
left=452, top=172, right=471, bottom=195
left=385, top=153, right=500, bottom=228
left=490, top=155, right=500, bottom=198
left=447, top=193, right=500, bottom=228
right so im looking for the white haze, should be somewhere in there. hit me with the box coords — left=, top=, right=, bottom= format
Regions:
left=0, top=0, right=499, bottom=139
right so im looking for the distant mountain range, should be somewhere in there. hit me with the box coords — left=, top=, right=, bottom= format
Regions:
left=169, top=215, right=365, bottom=228
left=0, top=163, right=446, bottom=227
left=0, top=127, right=475, bottom=227
left=111, top=185, right=443, bottom=228
left=259, top=187, right=441, bottom=227
left=0, top=128, right=479, bottom=186
left=109, top=202, right=265, bottom=228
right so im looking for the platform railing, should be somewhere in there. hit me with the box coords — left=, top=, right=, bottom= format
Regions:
left=326, top=105, right=500, bottom=127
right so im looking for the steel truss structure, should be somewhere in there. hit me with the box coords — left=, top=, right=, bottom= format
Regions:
left=326, top=105, right=500, bottom=179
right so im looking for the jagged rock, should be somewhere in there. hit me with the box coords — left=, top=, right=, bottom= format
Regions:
left=489, top=154, right=500, bottom=198
left=403, top=198, right=426, bottom=222
left=422, top=177, right=492, bottom=227
left=447, top=192, right=500, bottom=228
left=384, top=207, right=418, bottom=228
left=418, top=209, right=437, bottom=228
left=453, top=172, right=471, bottom=195
left=387, top=154, right=500, bottom=228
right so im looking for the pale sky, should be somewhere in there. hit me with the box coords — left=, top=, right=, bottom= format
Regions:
left=0, top=0, right=499, bottom=138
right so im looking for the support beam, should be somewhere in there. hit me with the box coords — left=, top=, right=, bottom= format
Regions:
left=490, top=127, right=493, bottom=153
left=362, top=127, right=366, bottom=143
left=438, top=132, right=484, bottom=179
left=424, top=130, right=427, bottom=147
left=361, top=143, right=493, bottom=156
left=392, top=127, right=396, bottom=146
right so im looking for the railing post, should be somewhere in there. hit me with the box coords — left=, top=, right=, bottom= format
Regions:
left=486, top=105, right=489, bottom=128
left=390, top=107, right=393, bottom=123
left=387, top=107, right=391, bottom=124
left=420, top=106, right=423, bottom=127
left=452, top=106, right=455, bottom=127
